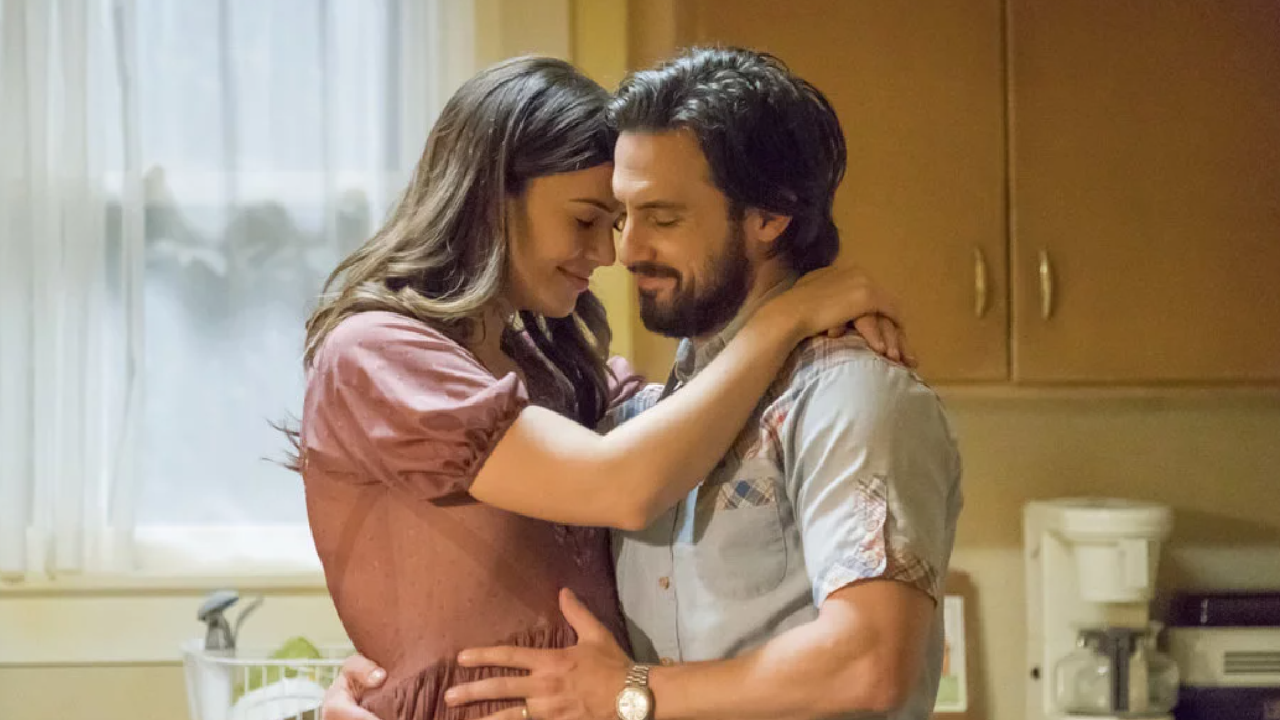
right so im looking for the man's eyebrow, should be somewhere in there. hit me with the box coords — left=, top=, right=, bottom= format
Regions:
left=634, top=200, right=686, bottom=212
left=569, top=198, right=622, bottom=213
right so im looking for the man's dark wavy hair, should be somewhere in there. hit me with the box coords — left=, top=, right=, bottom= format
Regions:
left=609, top=46, right=847, bottom=274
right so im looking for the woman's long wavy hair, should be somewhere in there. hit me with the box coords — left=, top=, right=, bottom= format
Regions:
left=302, top=56, right=616, bottom=427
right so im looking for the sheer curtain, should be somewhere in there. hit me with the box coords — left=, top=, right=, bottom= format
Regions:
left=0, top=0, right=466, bottom=579
left=0, top=0, right=139, bottom=578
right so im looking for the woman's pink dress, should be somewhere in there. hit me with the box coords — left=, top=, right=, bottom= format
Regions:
left=300, top=311, right=643, bottom=720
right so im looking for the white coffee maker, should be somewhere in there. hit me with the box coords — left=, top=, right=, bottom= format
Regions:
left=1024, top=498, right=1179, bottom=720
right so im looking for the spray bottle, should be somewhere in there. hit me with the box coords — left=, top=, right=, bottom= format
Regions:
left=194, top=590, right=264, bottom=720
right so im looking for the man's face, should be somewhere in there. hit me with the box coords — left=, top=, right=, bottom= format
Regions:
left=612, top=130, right=753, bottom=338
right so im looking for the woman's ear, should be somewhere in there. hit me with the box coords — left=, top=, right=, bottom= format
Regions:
left=504, top=192, right=529, bottom=246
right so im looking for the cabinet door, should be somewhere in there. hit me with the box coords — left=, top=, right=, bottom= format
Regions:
left=673, top=0, right=1010, bottom=382
left=1010, top=1, right=1280, bottom=383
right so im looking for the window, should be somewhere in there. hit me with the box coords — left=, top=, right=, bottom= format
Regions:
left=0, top=0, right=455, bottom=579
left=130, top=0, right=399, bottom=531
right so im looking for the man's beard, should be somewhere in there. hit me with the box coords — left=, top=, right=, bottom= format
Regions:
left=633, top=223, right=752, bottom=338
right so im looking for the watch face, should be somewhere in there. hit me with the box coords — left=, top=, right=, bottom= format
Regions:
left=617, top=687, right=652, bottom=720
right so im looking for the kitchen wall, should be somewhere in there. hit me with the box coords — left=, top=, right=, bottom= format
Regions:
left=0, top=665, right=188, bottom=720
left=0, top=585, right=347, bottom=720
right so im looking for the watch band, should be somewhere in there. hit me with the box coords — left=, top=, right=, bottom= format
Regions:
left=626, top=664, right=651, bottom=688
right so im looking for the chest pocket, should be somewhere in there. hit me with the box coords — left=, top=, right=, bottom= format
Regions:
left=692, top=463, right=789, bottom=599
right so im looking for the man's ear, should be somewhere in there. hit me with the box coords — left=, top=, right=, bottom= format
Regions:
left=745, top=207, right=793, bottom=248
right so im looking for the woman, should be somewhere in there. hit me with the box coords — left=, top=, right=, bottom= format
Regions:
left=298, top=56, right=903, bottom=720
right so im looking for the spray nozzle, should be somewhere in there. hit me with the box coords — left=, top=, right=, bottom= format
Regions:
left=197, top=589, right=264, bottom=652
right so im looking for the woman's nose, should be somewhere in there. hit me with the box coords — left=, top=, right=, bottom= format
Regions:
left=583, top=224, right=616, bottom=269
left=585, top=224, right=617, bottom=268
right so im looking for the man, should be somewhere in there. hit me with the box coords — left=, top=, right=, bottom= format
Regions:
left=327, top=46, right=961, bottom=720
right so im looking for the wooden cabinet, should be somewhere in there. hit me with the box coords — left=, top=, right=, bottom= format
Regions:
left=675, top=0, right=1009, bottom=382
left=1009, top=0, right=1280, bottom=382
left=633, top=0, right=1280, bottom=385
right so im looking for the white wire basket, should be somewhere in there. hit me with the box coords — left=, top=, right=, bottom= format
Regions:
left=182, top=638, right=354, bottom=720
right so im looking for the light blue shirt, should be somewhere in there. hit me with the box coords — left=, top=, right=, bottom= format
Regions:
left=605, top=300, right=963, bottom=720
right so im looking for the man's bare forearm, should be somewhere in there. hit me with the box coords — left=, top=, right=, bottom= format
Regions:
left=647, top=586, right=926, bottom=720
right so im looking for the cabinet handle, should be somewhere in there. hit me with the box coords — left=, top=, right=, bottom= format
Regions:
left=1038, top=249, right=1055, bottom=320
left=973, top=247, right=989, bottom=318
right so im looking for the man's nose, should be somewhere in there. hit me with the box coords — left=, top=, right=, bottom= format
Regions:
left=615, top=218, right=648, bottom=267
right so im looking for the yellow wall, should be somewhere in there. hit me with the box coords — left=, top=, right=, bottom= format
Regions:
left=570, top=0, right=628, bottom=90
left=0, top=584, right=346, bottom=720
left=475, top=0, right=572, bottom=66
left=569, top=0, right=638, bottom=362
left=571, top=0, right=679, bottom=377
left=0, top=665, right=188, bottom=720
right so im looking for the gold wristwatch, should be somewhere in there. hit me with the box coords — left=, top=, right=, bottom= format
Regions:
left=615, top=664, right=655, bottom=720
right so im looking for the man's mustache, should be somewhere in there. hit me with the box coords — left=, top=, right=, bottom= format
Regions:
left=627, top=262, right=680, bottom=280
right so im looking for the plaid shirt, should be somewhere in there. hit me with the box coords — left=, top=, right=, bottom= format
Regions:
left=606, top=281, right=963, bottom=720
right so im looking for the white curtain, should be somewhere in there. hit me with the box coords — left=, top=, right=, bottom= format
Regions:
left=0, top=0, right=466, bottom=579
left=0, top=0, right=140, bottom=578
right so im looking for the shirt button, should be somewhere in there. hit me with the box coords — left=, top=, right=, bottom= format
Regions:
left=658, top=576, right=671, bottom=590
left=660, top=657, right=675, bottom=666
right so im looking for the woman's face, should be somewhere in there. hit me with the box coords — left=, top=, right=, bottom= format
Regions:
left=504, top=163, right=621, bottom=318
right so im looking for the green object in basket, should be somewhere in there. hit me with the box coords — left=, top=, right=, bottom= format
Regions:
left=232, top=636, right=324, bottom=702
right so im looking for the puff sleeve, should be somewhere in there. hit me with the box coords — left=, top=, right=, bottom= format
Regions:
left=301, top=311, right=529, bottom=501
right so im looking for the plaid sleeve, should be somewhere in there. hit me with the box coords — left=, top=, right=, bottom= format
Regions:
left=596, top=382, right=664, bottom=434
left=782, top=354, right=961, bottom=606
left=811, top=474, right=944, bottom=602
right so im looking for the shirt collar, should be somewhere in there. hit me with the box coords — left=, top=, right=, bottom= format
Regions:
left=672, top=274, right=799, bottom=385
